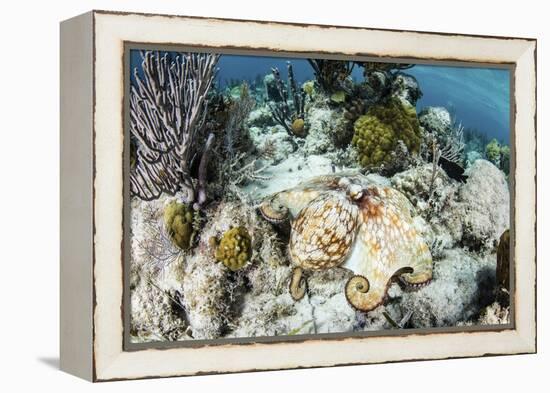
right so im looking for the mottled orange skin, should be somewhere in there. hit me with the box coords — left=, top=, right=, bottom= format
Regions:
left=260, top=174, right=433, bottom=312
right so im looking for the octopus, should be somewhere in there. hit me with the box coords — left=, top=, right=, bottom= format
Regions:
left=259, top=174, right=433, bottom=312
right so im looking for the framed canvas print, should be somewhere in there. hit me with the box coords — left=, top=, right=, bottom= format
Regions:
left=60, top=10, right=537, bottom=382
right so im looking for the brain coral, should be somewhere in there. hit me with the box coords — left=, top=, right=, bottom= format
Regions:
left=163, top=200, right=196, bottom=250
left=215, top=226, right=252, bottom=271
left=352, top=99, right=421, bottom=169
left=291, top=118, right=306, bottom=137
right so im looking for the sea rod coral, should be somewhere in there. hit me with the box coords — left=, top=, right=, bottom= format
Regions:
left=308, top=59, right=355, bottom=94
left=268, top=63, right=307, bottom=138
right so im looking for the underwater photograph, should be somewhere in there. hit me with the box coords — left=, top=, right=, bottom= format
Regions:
left=127, top=49, right=512, bottom=344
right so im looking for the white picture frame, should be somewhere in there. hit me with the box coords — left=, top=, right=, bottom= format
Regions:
left=60, top=10, right=536, bottom=382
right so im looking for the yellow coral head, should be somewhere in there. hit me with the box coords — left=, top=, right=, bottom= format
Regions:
left=215, top=226, right=252, bottom=271
left=291, top=118, right=306, bottom=137
left=302, top=80, right=315, bottom=96
left=163, top=200, right=195, bottom=250
left=351, top=98, right=421, bottom=170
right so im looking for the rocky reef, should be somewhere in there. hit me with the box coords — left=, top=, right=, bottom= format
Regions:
left=128, top=52, right=511, bottom=343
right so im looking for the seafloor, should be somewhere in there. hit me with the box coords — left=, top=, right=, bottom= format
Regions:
left=129, top=56, right=511, bottom=343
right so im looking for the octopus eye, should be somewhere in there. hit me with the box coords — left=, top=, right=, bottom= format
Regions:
left=348, top=184, right=363, bottom=201
left=259, top=197, right=290, bottom=224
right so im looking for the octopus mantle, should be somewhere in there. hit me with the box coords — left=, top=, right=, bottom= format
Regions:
left=260, top=174, right=433, bottom=312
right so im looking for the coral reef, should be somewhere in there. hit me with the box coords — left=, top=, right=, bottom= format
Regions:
left=131, top=273, right=190, bottom=341
left=477, top=302, right=510, bottom=325
left=330, top=90, right=346, bottom=104
left=343, top=97, right=367, bottom=123
left=215, top=226, right=253, bottom=271
left=352, top=99, right=421, bottom=173
left=391, top=73, right=422, bottom=106
left=459, top=160, right=509, bottom=252
left=302, top=80, right=315, bottom=97
left=356, top=62, right=418, bottom=106
left=181, top=251, right=236, bottom=339
left=247, top=105, right=276, bottom=128
left=418, top=106, right=452, bottom=139
left=248, top=125, right=294, bottom=165
left=222, top=83, right=256, bottom=159
left=302, top=107, right=343, bottom=155
left=129, top=54, right=512, bottom=343
left=464, top=126, right=490, bottom=157
left=264, top=73, right=282, bottom=102
left=392, top=159, right=509, bottom=255
left=208, top=83, right=268, bottom=196
left=180, top=199, right=280, bottom=339
left=359, top=62, right=414, bottom=75
left=291, top=118, right=305, bottom=136
left=466, top=150, right=483, bottom=168
left=485, top=139, right=501, bottom=165
left=422, top=120, right=466, bottom=184
left=394, top=248, right=499, bottom=327
left=391, top=164, right=461, bottom=251
left=308, top=59, right=354, bottom=94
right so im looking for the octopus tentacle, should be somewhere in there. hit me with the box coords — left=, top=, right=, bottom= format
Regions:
left=259, top=195, right=290, bottom=223
left=397, top=234, right=432, bottom=288
left=345, top=275, right=370, bottom=310
left=342, top=185, right=433, bottom=311
left=400, top=268, right=432, bottom=286
left=345, top=274, right=394, bottom=312
left=399, top=275, right=432, bottom=289
left=259, top=186, right=327, bottom=224
left=289, top=267, right=307, bottom=300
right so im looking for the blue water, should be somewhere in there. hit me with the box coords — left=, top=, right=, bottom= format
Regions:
left=216, top=55, right=510, bottom=143
left=130, top=50, right=510, bottom=144
left=408, top=65, right=510, bottom=143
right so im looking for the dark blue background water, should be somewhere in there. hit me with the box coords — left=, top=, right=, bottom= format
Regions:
left=408, top=65, right=510, bottom=144
left=131, top=51, right=510, bottom=143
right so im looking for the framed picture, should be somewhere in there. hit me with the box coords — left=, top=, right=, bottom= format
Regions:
left=60, top=10, right=537, bottom=381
